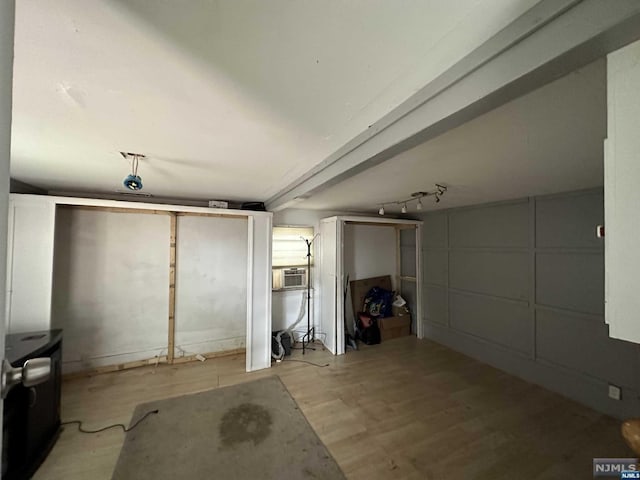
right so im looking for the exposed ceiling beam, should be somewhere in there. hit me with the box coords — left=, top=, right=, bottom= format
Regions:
left=266, top=0, right=640, bottom=211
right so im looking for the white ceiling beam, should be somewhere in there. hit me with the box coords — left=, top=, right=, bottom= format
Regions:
left=266, top=0, right=640, bottom=211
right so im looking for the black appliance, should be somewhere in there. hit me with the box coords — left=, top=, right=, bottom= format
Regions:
left=2, top=329, right=62, bottom=480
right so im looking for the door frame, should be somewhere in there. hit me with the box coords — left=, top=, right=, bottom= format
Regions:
left=319, top=215, right=423, bottom=355
left=0, top=0, right=16, bottom=454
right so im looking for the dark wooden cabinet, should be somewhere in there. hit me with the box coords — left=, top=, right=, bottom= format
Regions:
left=2, top=330, right=62, bottom=480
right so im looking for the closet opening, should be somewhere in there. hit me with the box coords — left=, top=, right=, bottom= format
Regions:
left=319, top=216, right=422, bottom=355
left=51, top=205, right=249, bottom=375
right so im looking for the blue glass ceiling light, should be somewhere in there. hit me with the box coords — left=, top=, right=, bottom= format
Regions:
left=121, top=152, right=145, bottom=191
left=123, top=174, right=143, bottom=191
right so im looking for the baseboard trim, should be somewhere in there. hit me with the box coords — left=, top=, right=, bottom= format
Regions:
left=424, top=321, right=640, bottom=420
left=62, top=348, right=246, bottom=380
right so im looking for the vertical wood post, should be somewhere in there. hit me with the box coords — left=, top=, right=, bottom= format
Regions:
left=168, top=212, right=177, bottom=364
left=396, top=226, right=401, bottom=295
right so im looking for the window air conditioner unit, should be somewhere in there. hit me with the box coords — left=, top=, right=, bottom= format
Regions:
left=274, top=267, right=307, bottom=290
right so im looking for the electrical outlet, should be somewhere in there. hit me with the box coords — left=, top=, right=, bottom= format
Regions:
left=608, top=384, right=622, bottom=401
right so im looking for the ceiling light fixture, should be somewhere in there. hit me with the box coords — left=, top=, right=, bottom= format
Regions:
left=121, top=152, right=145, bottom=191
left=377, top=184, right=448, bottom=215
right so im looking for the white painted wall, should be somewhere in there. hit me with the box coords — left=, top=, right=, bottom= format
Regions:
left=174, top=215, right=247, bottom=356
left=272, top=289, right=311, bottom=341
left=606, top=39, right=640, bottom=344
left=6, top=196, right=56, bottom=332
left=246, top=214, right=272, bottom=372
left=1, top=0, right=16, bottom=448
left=319, top=218, right=339, bottom=354
left=343, top=224, right=397, bottom=287
left=0, top=1, right=14, bottom=330
left=51, top=208, right=171, bottom=372
left=343, top=224, right=397, bottom=333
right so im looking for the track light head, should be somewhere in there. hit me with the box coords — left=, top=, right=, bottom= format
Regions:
left=379, top=184, right=447, bottom=214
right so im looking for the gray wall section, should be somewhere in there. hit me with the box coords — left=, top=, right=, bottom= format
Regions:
left=450, top=251, right=529, bottom=300
left=449, top=202, right=529, bottom=248
left=536, top=252, right=604, bottom=315
left=449, top=292, right=531, bottom=355
left=420, top=189, right=640, bottom=419
left=424, top=249, right=447, bottom=286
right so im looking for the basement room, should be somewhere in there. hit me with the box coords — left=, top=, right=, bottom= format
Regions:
left=1, top=1, right=640, bottom=479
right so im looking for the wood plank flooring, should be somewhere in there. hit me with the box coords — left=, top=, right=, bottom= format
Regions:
left=35, top=337, right=632, bottom=479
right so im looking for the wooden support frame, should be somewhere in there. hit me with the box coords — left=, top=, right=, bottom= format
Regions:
left=168, top=212, right=177, bottom=364
left=400, top=276, right=417, bottom=282
left=62, top=356, right=169, bottom=380
left=10, top=193, right=272, bottom=375
left=170, top=347, right=245, bottom=365
left=59, top=205, right=173, bottom=216
left=62, top=206, right=248, bottom=367
left=396, top=224, right=418, bottom=295
left=345, top=220, right=405, bottom=228
left=61, top=347, right=247, bottom=380
left=175, top=211, right=246, bottom=219
left=396, top=225, right=402, bottom=295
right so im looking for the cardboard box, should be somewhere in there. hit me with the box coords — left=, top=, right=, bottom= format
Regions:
left=349, top=275, right=412, bottom=342
left=378, top=315, right=411, bottom=341
left=392, top=305, right=410, bottom=317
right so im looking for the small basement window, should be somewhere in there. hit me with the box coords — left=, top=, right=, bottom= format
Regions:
left=272, top=226, right=314, bottom=290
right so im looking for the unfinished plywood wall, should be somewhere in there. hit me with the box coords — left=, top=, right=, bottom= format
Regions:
left=52, top=207, right=170, bottom=372
left=174, top=215, right=248, bottom=356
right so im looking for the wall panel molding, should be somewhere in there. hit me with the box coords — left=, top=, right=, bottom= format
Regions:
left=420, top=189, right=640, bottom=419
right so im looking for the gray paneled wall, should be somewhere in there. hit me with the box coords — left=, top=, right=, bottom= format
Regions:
left=420, top=189, right=640, bottom=419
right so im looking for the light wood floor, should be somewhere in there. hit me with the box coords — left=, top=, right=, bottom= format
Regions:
left=35, top=336, right=632, bottom=479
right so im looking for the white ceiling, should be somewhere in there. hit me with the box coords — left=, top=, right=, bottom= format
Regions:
left=10, top=0, right=538, bottom=201
left=298, top=58, right=607, bottom=214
